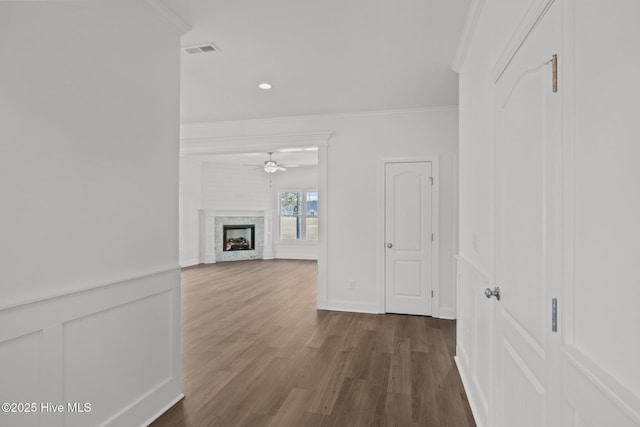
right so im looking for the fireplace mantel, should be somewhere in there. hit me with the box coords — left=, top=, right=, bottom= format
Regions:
left=199, top=209, right=274, bottom=263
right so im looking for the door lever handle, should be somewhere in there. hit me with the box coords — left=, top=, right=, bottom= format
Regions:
left=485, top=287, right=501, bottom=301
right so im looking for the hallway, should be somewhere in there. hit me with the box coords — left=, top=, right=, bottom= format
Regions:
left=152, top=259, right=475, bottom=426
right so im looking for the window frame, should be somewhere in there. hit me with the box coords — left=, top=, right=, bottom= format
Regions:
left=277, top=189, right=318, bottom=242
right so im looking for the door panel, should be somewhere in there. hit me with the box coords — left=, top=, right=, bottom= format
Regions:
left=394, top=172, right=423, bottom=251
left=394, top=261, right=422, bottom=296
left=493, top=2, right=561, bottom=426
left=385, top=162, right=432, bottom=316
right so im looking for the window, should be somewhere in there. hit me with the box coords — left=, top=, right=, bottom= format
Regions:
left=279, top=191, right=318, bottom=240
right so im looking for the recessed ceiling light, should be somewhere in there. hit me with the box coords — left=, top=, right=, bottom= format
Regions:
left=258, top=82, right=272, bottom=90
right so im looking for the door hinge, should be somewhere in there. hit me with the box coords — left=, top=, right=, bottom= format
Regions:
left=431, top=233, right=434, bottom=242
left=551, top=54, right=558, bottom=92
left=551, top=298, right=558, bottom=332
left=431, top=290, right=434, bottom=298
left=429, top=177, right=434, bottom=185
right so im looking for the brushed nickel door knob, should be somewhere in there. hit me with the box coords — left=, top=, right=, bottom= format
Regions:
left=485, top=287, right=501, bottom=301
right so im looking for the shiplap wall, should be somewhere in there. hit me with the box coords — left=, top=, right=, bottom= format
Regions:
left=201, top=163, right=273, bottom=211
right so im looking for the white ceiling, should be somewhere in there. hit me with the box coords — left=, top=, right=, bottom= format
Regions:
left=165, top=0, right=470, bottom=125
left=193, top=150, right=318, bottom=168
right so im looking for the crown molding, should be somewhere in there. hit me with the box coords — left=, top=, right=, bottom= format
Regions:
left=180, top=105, right=459, bottom=130
left=451, top=0, right=486, bottom=73
left=145, top=0, right=191, bottom=35
left=180, top=131, right=334, bottom=156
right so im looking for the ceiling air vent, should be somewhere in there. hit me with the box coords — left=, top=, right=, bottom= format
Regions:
left=183, top=43, right=219, bottom=55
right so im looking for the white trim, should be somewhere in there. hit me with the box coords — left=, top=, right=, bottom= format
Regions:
left=144, top=0, right=191, bottom=35
left=451, top=0, right=486, bottom=73
left=490, top=0, right=555, bottom=82
left=439, top=306, right=456, bottom=320
left=0, top=268, right=182, bottom=427
left=180, top=259, right=200, bottom=268
left=324, top=300, right=380, bottom=314
left=180, top=132, right=333, bottom=156
left=560, top=0, right=577, bottom=351
left=143, top=394, right=185, bottom=427
left=378, top=157, right=440, bottom=317
left=0, top=266, right=179, bottom=312
left=273, top=251, right=318, bottom=261
left=180, top=106, right=459, bottom=130
left=562, top=346, right=640, bottom=424
left=316, top=144, right=329, bottom=310
left=455, top=255, right=490, bottom=284
left=455, top=355, right=486, bottom=427
left=452, top=152, right=460, bottom=319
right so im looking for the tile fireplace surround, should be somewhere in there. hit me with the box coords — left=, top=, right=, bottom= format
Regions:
left=199, top=210, right=274, bottom=263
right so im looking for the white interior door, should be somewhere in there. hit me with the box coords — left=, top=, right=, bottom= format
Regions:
left=492, top=2, right=562, bottom=426
left=384, top=161, right=433, bottom=316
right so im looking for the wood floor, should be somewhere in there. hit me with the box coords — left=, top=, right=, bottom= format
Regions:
left=151, top=259, right=476, bottom=427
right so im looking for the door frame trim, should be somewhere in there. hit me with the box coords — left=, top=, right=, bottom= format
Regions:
left=378, top=156, right=440, bottom=316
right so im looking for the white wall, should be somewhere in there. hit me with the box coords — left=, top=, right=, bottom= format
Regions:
left=179, top=157, right=202, bottom=267
left=0, top=2, right=184, bottom=426
left=181, top=107, right=459, bottom=316
left=569, top=0, right=640, bottom=412
left=456, top=0, right=640, bottom=425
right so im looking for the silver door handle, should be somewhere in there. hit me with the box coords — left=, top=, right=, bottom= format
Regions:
left=485, top=287, right=501, bottom=301
left=386, top=243, right=393, bottom=248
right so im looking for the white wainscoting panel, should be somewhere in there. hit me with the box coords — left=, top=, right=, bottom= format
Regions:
left=0, top=268, right=181, bottom=427
left=455, top=256, right=491, bottom=427
left=0, top=331, right=42, bottom=427
left=562, top=346, right=640, bottom=427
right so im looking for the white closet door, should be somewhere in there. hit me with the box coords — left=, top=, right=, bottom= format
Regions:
left=384, top=161, right=433, bottom=316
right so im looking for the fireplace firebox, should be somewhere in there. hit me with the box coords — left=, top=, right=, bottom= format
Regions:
left=223, top=224, right=255, bottom=251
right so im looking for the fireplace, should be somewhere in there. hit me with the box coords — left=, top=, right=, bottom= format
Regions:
left=223, top=224, right=255, bottom=251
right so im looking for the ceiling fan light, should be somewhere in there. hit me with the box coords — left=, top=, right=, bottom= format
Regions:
left=264, top=160, right=278, bottom=173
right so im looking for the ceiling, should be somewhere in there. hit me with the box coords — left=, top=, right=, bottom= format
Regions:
left=193, top=149, right=318, bottom=168
left=165, top=0, right=470, bottom=125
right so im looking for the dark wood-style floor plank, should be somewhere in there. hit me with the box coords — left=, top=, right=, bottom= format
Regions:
left=151, top=259, right=476, bottom=427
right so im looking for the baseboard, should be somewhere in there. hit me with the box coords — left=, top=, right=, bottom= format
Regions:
left=439, top=306, right=456, bottom=320
left=103, top=378, right=182, bottom=427
left=325, top=299, right=380, bottom=314
left=142, top=392, right=184, bottom=427
left=179, top=258, right=200, bottom=268
left=274, top=247, right=318, bottom=260
left=455, top=355, right=484, bottom=427
left=274, top=254, right=318, bottom=260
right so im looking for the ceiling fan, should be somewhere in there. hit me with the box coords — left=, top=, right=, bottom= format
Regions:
left=262, top=152, right=297, bottom=173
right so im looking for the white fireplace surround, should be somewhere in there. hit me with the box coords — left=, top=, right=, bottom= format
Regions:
left=199, top=209, right=274, bottom=263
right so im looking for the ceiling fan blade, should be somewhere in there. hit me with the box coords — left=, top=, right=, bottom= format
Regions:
left=276, top=166, right=287, bottom=171
left=280, top=164, right=300, bottom=168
